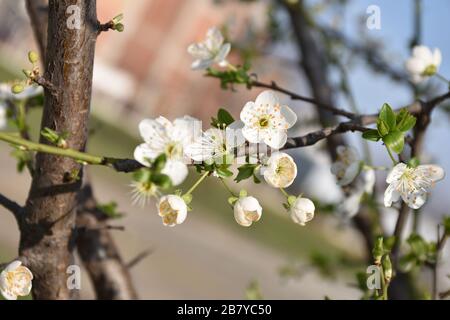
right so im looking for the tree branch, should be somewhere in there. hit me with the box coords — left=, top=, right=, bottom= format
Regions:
left=0, top=193, right=22, bottom=222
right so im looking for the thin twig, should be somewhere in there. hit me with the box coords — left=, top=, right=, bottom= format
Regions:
left=126, top=248, right=154, bottom=269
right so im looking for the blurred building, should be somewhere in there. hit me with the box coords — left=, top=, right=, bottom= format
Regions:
left=0, top=0, right=268, bottom=129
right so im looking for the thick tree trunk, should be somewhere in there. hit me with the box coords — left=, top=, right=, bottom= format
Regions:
left=19, top=0, right=98, bottom=299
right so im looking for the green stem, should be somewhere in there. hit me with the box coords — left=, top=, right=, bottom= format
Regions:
left=385, top=146, right=397, bottom=165
left=279, top=188, right=290, bottom=199
left=220, top=178, right=237, bottom=197
left=0, top=131, right=105, bottom=165
left=184, top=171, right=209, bottom=196
left=226, top=61, right=238, bottom=72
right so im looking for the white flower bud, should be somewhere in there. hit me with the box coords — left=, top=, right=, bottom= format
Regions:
left=234, top=196, right=262, bottom=227
left=290, top=197, right=315, bottom=226
left=262, top=152, right=297, bottom=188
left=157, top=195, right=188, bottom=227
left=0, top=260, right=33, bottom=300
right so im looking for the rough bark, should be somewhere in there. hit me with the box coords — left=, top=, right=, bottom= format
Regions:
left=76, top=182, right=138, bottom=299
left=19, top=0, right=98, bottom=299
left=281, top=0, right=375, bottom=258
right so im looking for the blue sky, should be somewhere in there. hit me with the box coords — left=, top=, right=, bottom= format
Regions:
left=306, top=0, right=450, bottom=215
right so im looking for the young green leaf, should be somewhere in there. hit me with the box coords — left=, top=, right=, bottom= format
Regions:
left=396, top=109, right=416, bottom=132
left=235, top=164, right=257, bottom=183
left=377, top=119, right=390, bottom=137
left=362, top=129, right=381, bottom=141
left=383, top=131, right=405, bottom=154
left=217, top=108, right=235, bottom=127
left=379, top=103, right=396, bottom=130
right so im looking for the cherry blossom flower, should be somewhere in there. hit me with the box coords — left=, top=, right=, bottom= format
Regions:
left=405, top=46, right=442, bottom=84
left=240, top=90, right=297, bottom=149
left=234, top=196, right=262, bottom=227
left=384, top=163, right=445, bottom=209
left=0, top=260, right=33, bottom=300
left=261, top=152, right=297, bottom=188
left=157, top=195, right=188, bottom=227
left=187, top=27, right=231, bottom=70
left=338, top=168, right=375, bottom=218
left=290, top=197, right=315, bottom=226
left=134, top=116, right=201, bottom=186
left=184, top=127, right=243, bottom=163
left=330, top=146, right=362, bottom=186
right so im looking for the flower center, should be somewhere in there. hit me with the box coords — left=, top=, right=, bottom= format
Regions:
left=165, top=142, right=182, bottom=159
left=422, top=64, right=437, bottom=76
left=159, top=200, right=179, bottom=225
left=244, top=210, right=260, bottom=222
left=258, top=116, right=270, bottom=128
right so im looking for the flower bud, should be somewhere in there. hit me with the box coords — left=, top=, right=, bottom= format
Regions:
left=373, top=236, right=384, bottom=265
left=382, top=255, right=393, bottom=283
left=11, top=84, right=24, bottom=94
left=28, top=51, right=39, bottom=64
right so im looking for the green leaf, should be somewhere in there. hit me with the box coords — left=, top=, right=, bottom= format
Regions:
left=217, top=108, right=235, bottom=127
left=443, top=216, right=450, bottom=235
left=362, top=129, right=381, bottom=142
left=150, top=173, right=172, bottom=189
left=96, top=201, right=123, bottom=219
left=216, top=166, right=233, bottom=178
left=396, top=109, right=416, bottom=132
left=379, top=103, right=396, bottom=130
left=152, top=153, right=167, bottom=172
left=407, top=157, right=420, bottom=168
left=377, top=119, right=390, bottom=137
left=383, top=131, right=405, bottom=154
left=132, top=168, right=152, bottom=183
left=235, top=164, right=257, bottom=183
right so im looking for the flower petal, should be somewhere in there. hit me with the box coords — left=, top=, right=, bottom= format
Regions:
left=215, top=43, right=231, bottom=64
left=338, top=161, right=360, bottom=186
left=240, top=101, right=257, bottom=126
left=162, top=160, right=188, bottom=186
left=384, top=183, right=400, bottom=207
left=264, top=128, right=287, bottom=149
left=242, top=126, right=263, bottom=144
left=417, top=164, right=445, bottom=182
left=403, top=192, right=426, bottom=209
left=280, top=105, right=297, bottom=128
left=386, top=163, right=407, bottom=183
left=433, top=48, right=442, bottom=67
left=255, top=90, right=279, bottom=108
left=134, top=143, right=159, bottom=166
left=138, top=118, right=168, bottom=146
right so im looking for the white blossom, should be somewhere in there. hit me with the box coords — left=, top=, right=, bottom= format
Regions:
left=157, top=195, right=188, bottom=227
left=290, top=197, right=315, bottom=226
left=185, top=127, right=243, bottom=163
left=330, top=146, right=361, bottom=186
left=261, top=152, right=297, bottom=188
left=0, top=260, right=33, bottom=300
left=405, top=46, right=442, bottom=84
left=187, top=27, right=231, bottom=70
left=338, top=168, right=375, bottom=219
left=240, top=90, right=297, bottom=149
left=134, top=116, right=200, bottom=186
left=234, top=196, right=262, bottom=227
left=384, top=163, right=445, bottom=209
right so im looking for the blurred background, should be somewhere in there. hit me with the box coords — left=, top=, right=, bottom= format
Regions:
left=0, top=0, right=449, bottom=299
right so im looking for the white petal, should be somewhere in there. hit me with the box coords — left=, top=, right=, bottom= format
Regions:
left=412, top=45, right=434, bottom=65
left=205, top=27, right=224, bottom=51
left=240, top=101, right=257, bottom=126
left=418, top=164, right=445, bottom=182
left=433, top=48, right=442, bottom=68
left=5, top=260, right=22, bottom=272
left=264, top=128, right=287, bottom=149
left=234, top=204, right=252, bottom=227
left=406, top=57, right=426, bottom=75
left=338, top=192, right=363, bottom=219
left=338, top=161, right=360, bottom=186
left=172, top=115, right=202, bottom=146
left=363, top=169, right=376, bottom=194
left=191, top=58, right=213, bottom=70
left=134, top=144, right=158, bottom=166
left=187, top=43, right=211, bottom=59
left=138, top=119, right=167, bottom=145
left=0, top=287, right=17, bottom=300
left=280, top=105, right=297, bottom=128
left=384, top=183, right=400, bottom=207
left=162, top=160, right=188, bottom=186
left=403, top=192, right=426, bottom=209
left=255, top=90, right=279, bottom=108
left=242, top=126, right=263, bottom=144
left=386, top=163, right=407, bottom=183
left=215, top=43, right=231, bottom=64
